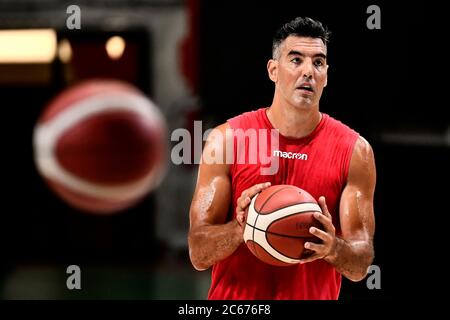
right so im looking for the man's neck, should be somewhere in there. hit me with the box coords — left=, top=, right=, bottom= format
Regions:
left=266, top=102, right=322, bottom=139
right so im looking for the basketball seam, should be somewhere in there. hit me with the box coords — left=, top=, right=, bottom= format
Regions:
left=266, top=208, right=322, bottom=237
left=253, top=240, right=291, bottom=266
left=253, top=232, right=300, bottom=263
left=263, top=229, right=319, bottom=261
left=251, top=214, right=258, bottom=259
left=252, top=186, right=292, bottom=260
left=268, top=239, right=307, bottom=261
left=246, top=222, right=320, bottom=239
left=256, top=185, right=292, bottom=214
left=259, top=201, right=321, bottom=214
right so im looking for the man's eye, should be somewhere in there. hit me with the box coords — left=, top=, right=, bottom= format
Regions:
left=291, top=58, right=301, bottom=64
left=314, top=60, right=324, bottom=67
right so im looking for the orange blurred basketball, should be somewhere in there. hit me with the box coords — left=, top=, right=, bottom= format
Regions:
left=33, top=79, right=167, bottom=214
left=244, top=185, right=323, bottom=266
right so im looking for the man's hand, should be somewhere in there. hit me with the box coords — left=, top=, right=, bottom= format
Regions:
left=299, top=137, right=376, bottom=280
left=235, top=182, right=272, bottom=231
left=299, top=196, right=338, bottom=264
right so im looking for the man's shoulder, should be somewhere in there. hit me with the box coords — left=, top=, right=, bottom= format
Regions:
left=320, top=113, right=360, bottom=152
left=323, top=113, right=359, bottom=137
left=227, top=107, right=266, bottom=130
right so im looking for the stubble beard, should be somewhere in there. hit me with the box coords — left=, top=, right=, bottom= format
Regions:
left=292, top=93, right=314, bottom=110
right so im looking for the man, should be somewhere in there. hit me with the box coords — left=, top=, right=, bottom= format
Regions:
left=188, top=17, right=376, bottom=299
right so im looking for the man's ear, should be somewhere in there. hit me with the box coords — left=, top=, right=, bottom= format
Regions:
left=267, top=59, right=278, bottom=83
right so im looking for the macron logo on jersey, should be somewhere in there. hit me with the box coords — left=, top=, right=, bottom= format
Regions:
left=273, top=150, right=308, bottom=160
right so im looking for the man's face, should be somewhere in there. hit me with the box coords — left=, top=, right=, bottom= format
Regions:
left=268, top=36, right=328, bottom=109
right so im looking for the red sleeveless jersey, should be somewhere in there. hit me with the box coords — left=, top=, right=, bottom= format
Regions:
left=208, top=108, right=359, bottom=300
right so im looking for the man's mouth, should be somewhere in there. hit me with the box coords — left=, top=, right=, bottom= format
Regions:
left=297, top=85, right=314, bottom=92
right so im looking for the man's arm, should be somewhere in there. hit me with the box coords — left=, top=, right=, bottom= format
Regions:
left=301, top=136, right=376, bottom=281
left=188, top=123, right=242, bottom=271
left=188, top=123, right=272, bottom=271
left=329, top=136, right=376, bottom=280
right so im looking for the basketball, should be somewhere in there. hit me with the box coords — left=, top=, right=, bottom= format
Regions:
left=243, top=185, right=323, bottom=266
left=33, top=79, right=167, bottom=214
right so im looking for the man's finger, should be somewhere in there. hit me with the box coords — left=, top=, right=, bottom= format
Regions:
left=304, top=241, right=321, bottom=252
left=309, top=226, right=330, bottom=242
left=239, top=182, right=271, bottom=203
left=248, top=182, right=271, bottom=198
left=318, top=196, right=332, bottom=219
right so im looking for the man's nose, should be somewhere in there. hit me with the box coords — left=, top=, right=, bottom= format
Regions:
left=302, top=60, right=314, bottom=79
